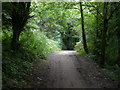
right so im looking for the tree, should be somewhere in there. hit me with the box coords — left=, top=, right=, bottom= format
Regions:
left=100, top=2, right=108, bottom=67
left=30, top=2, right=80, bottom=50
left=83, top=2, right=120, bottom=67
left=100, top=2, right=120, bottom=67
left=79, top=2, right=89, bottom=54
left=11, top=2, right=31, bottom=51
left=2, top=2, right=31, bottom=51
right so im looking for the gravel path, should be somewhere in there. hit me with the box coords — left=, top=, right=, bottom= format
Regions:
left=28, top=51, right=117, bottom=88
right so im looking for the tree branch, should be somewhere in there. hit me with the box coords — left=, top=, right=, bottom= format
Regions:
left=87, top=2, right=103, bottom=19
left=107, top=3, right=120, bottom=21
left=87, top=6, right=102, bottom=21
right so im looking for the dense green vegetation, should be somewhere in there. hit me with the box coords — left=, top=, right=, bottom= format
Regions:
left=2, top=1, right=120, bottom=88
left=2, top=29, right=60, bottom=88
left=2, top=2, right=60, bottom=88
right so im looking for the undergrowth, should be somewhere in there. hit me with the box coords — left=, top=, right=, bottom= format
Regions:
left=2, top=29, right=60, bottom=89
left=74, top=41, right=120, bottom=83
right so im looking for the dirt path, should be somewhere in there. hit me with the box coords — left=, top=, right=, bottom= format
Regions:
left=28, top=51, right=117, bottom=88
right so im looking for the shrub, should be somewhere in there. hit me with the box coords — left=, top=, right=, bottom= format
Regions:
left=2, top=29, right=60, bottom=88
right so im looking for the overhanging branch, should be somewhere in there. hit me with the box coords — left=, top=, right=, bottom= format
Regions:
left=107, top=3, right=120, bottom=21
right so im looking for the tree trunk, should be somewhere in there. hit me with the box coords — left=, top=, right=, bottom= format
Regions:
left=100, top=2, right=108, bottom=67
left=96, top=3, right=99, bottom=38
left=93, top=3, right=99, bottom=61
left=11, top=27, right=21, bottom=51
left=115, top=6, right=120, bottom=67
left=80, top=2, right=89, bottom=54
left=11, top=2, right=31, bottom=51
left=117, top=27, right=120, bottom=67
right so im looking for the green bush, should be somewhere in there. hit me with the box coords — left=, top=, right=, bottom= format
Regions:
left=104, top=64, right=120, bottom=81
left=20, top=30, right=60, bottom=59
left=74, top=41, right=85, bottom=55
left=2, top=29, right=60, bottom=88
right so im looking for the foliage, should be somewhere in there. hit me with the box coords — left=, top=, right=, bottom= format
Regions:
left=2, top=2, right=120, bottom=88
left=74, top=41, right=85, bottom=55
left=2, top=29, right=60, bottom=88
left=20, top=30, right=60, bottom=59
left=103, top=64, right=120, bottom=81
left=29, top=2, right=81, bottom=50
left=74, top=2, right=120, bottom=81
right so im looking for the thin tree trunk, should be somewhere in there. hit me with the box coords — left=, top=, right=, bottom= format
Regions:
left=117, top=28, right=120, bottom=67
left=80, top=2, right=89, bottom=54
left=93, top=3, right=99, bottom=61
left=96, top=3, right=99, bottom=38
left=100, top=2, right=108, bottom=67
left=115, top=6, right=120, bottom=67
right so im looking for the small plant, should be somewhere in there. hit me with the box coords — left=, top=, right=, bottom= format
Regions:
left=74, top=41, right=85, bottom=55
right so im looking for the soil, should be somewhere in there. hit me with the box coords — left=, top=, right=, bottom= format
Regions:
left=27, top=51, right=118, bottom=88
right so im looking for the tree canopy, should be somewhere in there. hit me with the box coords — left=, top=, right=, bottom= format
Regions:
left=2, top=1, right=120, bottom=88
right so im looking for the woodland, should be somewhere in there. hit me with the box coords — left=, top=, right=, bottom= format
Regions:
left=2, top=1, right=120, bottom=88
